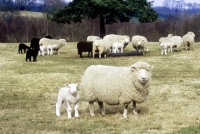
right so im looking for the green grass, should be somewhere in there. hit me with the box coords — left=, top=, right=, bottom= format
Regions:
left=0, top=42, right=200, bottom=134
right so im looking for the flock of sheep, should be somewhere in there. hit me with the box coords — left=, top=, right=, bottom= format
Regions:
left=17, top=31, right=195, bottom=118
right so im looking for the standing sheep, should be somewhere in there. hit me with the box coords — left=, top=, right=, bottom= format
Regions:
left=18, top=43, right=29, bottom=54
left=170, top=36, right=183, bottom=51
left=39, top=38, right=67, bottom=54
left=182, top=31, right=195, bottom=50
left=159, top=34, right=173, bottom=44
left=80, top=61, right=154, bottom=118
left=77, top=41, right=93, bottom=58
left=112, top=40, right=126, bottom=53
left=160, top=41, right=176, bottom=55
left=92, top=40, right=110, bottom=58
left=56, top=83, right=80, bottom=118
left=132, top=35, right=148, bottom=54
left=87, top=36, right=102, bottom=41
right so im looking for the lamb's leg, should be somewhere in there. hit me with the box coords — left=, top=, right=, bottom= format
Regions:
left=132, top=101, right=138, bottom=115
left=56, top=102, right=61, bottom=116
left=74, top=102, right=79, bottom=118
left=98, top=101, right=105, bottom=115
left=123, top=104, right=128, bottom=118
left=89, top=101, right=95, bottom=116
left=66, top=102, right=72, bottom=118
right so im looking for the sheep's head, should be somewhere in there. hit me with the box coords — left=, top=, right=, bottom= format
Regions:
left=66, top=83, right=80, bottom=95
left=59, top=39, right=67, bottom=46
left=131, top=61, right=154, bottom=83
left=137, top=39, right=145, bottom=46
left=187, top=32, right=195, bottom=37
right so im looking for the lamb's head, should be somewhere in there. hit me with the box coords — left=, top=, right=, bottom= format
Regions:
left=131, top=61, right=154, bottom=84
left=66, top=83, right=80, bottom=95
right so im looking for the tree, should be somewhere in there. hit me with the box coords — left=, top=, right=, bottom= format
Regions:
left=50, top=0, right=158, bottom=38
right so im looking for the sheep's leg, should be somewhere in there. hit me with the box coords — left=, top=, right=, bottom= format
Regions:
left=121, top=47, right=123, bottom=53
left=98, top=101, right=105, bottom=115
left=123, top=104, right=128, bottom=118
left=132, top=101, right=138, bottom=115
left=89, top=101, right=95, bottom=116
left=66, top=102, right=72, bottom=118
left=74, top=102, right=79, bottom=118
left=56, top=102, right=61, bottom=116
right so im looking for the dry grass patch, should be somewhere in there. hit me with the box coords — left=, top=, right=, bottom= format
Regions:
left=0, top=42, right=200, bottom=134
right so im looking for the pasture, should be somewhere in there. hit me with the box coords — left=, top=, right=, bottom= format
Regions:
left=0, top=42, right=200, bottom=134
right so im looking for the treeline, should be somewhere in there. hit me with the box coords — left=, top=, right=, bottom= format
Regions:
left=1, top=11, right=200, bottom=43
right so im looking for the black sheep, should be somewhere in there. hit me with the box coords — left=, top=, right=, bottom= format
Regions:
left=25, top=47, right=39, bottom=62
left=18, top=43, right=29, bottom=54
left=77, top=41, right=93, bottom=58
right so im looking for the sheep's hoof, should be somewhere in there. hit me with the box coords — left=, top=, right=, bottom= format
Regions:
left=133, top=110, right=138, bottom=115
left=90, top=114, right=95, bottom=117
left=123, top=114, right=128, bottom=118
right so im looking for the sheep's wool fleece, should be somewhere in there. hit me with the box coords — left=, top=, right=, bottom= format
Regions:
left=80, top=61, right=153, bottom=105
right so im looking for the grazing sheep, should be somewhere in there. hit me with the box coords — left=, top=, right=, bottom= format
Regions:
left=182, top=32, right=195, bottom=50
left=77, top=41, right=93, bottom=58
left=92, top=40, right=110, bottom=58
left=103, top=34, right=130, bottom=52
left=160, top=41, right=176, bottom=55
left=80, top=61, right=154, bottom=118
left=56, top=83, right=80, bottom=118
left=39, top=38, right=67, bottom=54
left=132, top=35, right=148, bottom=53
left=87, top=36, right=102, bottom=42
left=170, top=36, right=183, bottom=51
left=159, top=34, right=173, bottom=44
left=18, top=43, right=29, bottom=54
left=112, top=40, right=126, bottom=53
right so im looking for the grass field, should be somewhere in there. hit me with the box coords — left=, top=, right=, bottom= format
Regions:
left=0, top=42, right=200, bottom=134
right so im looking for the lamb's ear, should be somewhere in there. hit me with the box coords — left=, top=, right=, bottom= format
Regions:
left=65, top=83, right=70, bottom=87
left=76, top=83, right=80, bottom=87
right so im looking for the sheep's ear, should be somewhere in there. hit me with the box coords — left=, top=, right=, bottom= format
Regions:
left=131, top=66, right=138, bottom=71
left=149, top=66, right=154, bottom=70
left=76, top=83, right=80, bottom=86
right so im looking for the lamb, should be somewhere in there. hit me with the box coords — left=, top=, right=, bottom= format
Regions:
left=18, top=43, right=29, bottom=54
left=103, top=34, right=130, bottom=53
left=160, top=41, right=176, bottom=55
left=170, top=36, right=183, bottom=51
left=80, top=61, right=154, bottom=118
left=56, top=83, right=80, bottom=118
left=112, top=40, right=126, bottom=53
left=182, top=31, right=195, bottom=50
left=92, top=40, right=110, bottom=58
left=26, top=47, right=38, bottom=62
left=87, top=36, right=102, bottom=42
left=39, top=38, right=67, bottom=54
left=132, top=35, right=148, bottom=53
left=38, top=45, right=47, bottom=56
left=77, top=41, right=93, bottom=58
left=46, top=44, right=57, bottom=55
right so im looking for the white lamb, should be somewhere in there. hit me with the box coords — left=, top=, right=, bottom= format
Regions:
left=39, top=38, right=67, bottom=55
left=47, top=44, right=57, bottom=55
left=80, top=61, right=154, bottom=118
left=92, top=40, right=110, bottom=58
left=132, top=35, right=148, bottom=53
left=87, top=36, right=102, bottom=42
left=112, top=40, right=126, bottom=53
left=56, top=83, right=80, bottom=118
left=38, top=45, right=47, bottom=56
left=182, top=31, right=195, bottom=50
left=160, top=41, right=176, bottom=55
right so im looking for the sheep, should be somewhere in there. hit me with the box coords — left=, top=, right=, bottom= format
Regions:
left=182, top=32, right=195, bottom=50
left=112, top=40, right=126, bottom=53
left=18, top=43, right=29, bottom=54
left=77, top=41, right=93, bottom=58
left=158, top=34, right=173, bottom=44
left=160, top=41, right=176, bottom=55
left=132, top=35, right=148, bottom=53
left=87, top=36, right=102, bottom=42
left=80, top=61, right=154, bottom=118
left=103, top=34, right=130, bottom=53
left=56, top=83, right=80, bottom=118
left=92, top=40, right=110, bottom=58
left=170, top=36, right=183, bottom=51
left=25, top=47, right=38, bottom=62
left=39, top=38, right=67, bottom=54
left=46, top=44, right=57, bottom=55
left=38, top=45, right=47, bottom=56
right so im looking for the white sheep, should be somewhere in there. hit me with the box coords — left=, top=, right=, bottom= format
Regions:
left=92, top=40, right=110, bottom=58
left=182, top=31, right=195, bottom=50
left=38, top=45, right=47, bottom=56
left=160, top=41, right=176, bottom=55
left=170, top=36, right=183, bottom=51
left=80, top=61, right=154, bottom=118
left=47, top=44, right=58, bottom=55
left=112, top=40, right=126, bottom=53
left=132, top=35, right=148, bottom=53
left=56, top=83, right=80, bottom=118
left=39, top=38, right=67, bottom=55
left=87, top=36, right=102, bottom=42
left=103, top=34, right=130, bottom=52
left=159, top=34, right=173, bottom=44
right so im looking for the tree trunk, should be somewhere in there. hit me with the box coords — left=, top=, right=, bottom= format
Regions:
left=100, top=17, right=105, bottom=38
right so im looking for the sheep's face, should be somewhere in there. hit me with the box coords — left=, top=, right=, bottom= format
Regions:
left=66, top=83, right=80, bottom=95
left=137, top=39, right=144, bottom=46
left=135, top=69, right=150, bottom=83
